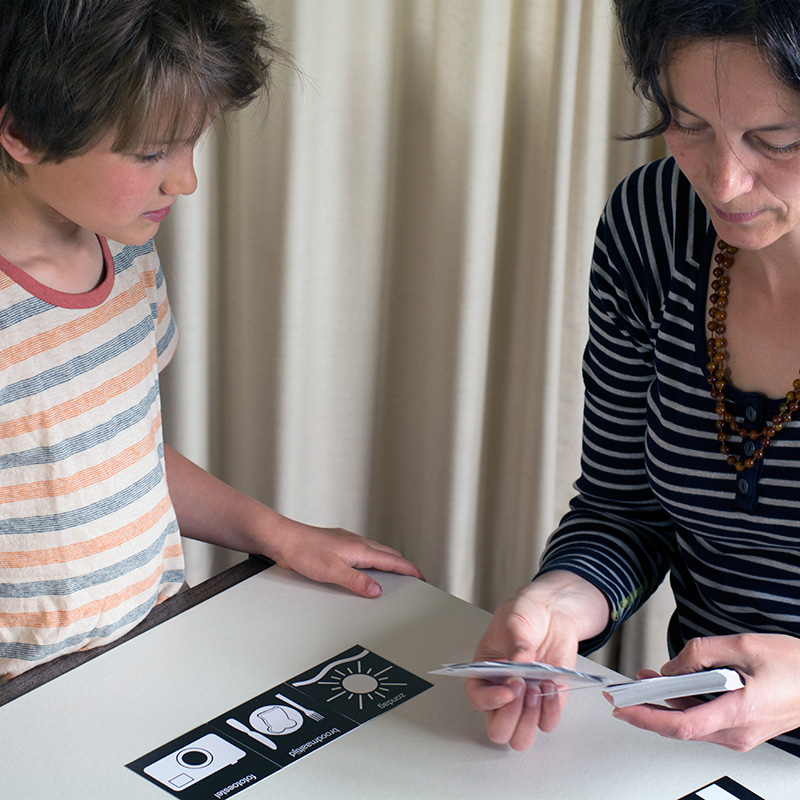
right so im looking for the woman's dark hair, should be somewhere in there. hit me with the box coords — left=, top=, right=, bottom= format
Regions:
left=0, top=0, right=287, bottom=177
left=613, top=0, right=800, bottom=138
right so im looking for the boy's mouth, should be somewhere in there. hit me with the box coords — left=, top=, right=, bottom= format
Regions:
left=142, top=206, right=172, bottom=223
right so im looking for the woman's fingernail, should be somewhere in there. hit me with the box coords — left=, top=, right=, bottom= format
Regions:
left=525, top=688, right=541, bottom=708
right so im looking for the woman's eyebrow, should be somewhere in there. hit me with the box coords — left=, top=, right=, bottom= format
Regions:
left=668, top=98, right=800, bottom=133
left=667, top=99, right=703, bottom=118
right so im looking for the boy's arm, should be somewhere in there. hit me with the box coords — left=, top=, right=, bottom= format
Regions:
left=163, top=446, right=424, bottom=598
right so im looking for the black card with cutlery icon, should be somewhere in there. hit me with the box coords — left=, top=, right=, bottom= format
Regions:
left=128, top=645, right=431, bottom=797
left=207, top=684, right=357, bottom=767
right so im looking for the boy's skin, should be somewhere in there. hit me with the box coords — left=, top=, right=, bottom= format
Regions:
left=0, top=115, right=423, bottom=602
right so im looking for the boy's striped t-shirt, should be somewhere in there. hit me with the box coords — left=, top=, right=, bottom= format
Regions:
left=0, top=237, right=184, bottom=678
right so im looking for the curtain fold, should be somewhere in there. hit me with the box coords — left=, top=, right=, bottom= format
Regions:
left=159, top=0, right=671, bottom=671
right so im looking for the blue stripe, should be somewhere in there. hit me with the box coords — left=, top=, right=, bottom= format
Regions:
left=0, top=464, right=166, bottom=535
left=0, top=570, right=184, bottom=663
left=0, top=384, right=159, bottom=471
left=0, top=316, right=155, bottom=408
left=0, top=295, right=52, bottom=332
left=156, top=312, right=176, bottom=358
left=0, top=520, right=179, bottom=598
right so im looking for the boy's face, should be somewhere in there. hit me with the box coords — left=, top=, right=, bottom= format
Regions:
left=18, top=129, right=200, bottom=246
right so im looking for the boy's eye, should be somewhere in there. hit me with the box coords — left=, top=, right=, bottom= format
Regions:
left=134, top=151, right=167, bottom=164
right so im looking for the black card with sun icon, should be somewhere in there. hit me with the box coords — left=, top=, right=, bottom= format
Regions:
left=285, top=644, right=432, bottom=724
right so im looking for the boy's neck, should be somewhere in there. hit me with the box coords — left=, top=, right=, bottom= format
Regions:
left=0, top=178, right=104, bottom=294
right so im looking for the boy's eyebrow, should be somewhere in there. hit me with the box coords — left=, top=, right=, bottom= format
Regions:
left=132, top=134, right=203, bottom=151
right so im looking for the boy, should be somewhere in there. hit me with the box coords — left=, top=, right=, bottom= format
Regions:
left=0, top=0, right=422, bottom=679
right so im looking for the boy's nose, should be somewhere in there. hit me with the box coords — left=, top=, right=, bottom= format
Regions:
left=162, top=149, right=198, bottom=197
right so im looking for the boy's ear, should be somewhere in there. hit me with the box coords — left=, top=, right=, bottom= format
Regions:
left=0, top=109, right=38, bottom=165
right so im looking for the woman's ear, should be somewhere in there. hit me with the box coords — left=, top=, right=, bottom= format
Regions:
left=0, top=108, right=38, bottom=165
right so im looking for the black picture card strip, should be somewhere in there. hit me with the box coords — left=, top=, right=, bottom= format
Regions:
left=127, top=645, right=432, bottom=798
left=677, top=775, right=766, bottom=800
left=287, top=644, right=433, bottom=724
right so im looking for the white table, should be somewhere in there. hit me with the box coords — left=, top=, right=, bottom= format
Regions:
left=1, top=567, right=797, bottom=799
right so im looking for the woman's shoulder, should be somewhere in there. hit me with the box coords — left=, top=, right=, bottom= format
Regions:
left=601, top=156, right=710, bottom=268
left=607, top=157, right=695, bottom=221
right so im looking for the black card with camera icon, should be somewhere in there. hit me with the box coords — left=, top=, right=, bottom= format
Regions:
left=127, top=723, right=280, bottom=799
left=127, top=645, right=431, bottom=798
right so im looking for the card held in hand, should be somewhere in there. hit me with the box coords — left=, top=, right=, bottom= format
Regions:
left=430, top=661, right=744, bottom=707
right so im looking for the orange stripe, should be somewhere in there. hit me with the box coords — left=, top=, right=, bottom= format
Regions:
left=0, top=565, right=165, bottom=629
left=0, top=348, right=157, bottom=439
left=157, top=296, right=170, bottom=326
left=0, top=283, right=147, bottom=371
left=139, top=268, right=157, bottom=288
left=162, top=543, right=183, bottom=561
left=0, top=414, right=162, bottom=504
left=0, top=495, right=173, bottom=568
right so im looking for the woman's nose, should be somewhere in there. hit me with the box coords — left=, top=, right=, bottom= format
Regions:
left=707, top=140, right=754, bottom=205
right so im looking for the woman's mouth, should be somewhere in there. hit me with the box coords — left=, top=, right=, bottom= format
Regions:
left=712, top=205, right=764, bottom=224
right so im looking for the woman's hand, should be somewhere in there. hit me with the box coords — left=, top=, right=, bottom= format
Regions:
left=465, top=571, right=610, bottom=750
left=609, top=633, right=800, bottom=751
left=266, top=515, right=424, bottom=599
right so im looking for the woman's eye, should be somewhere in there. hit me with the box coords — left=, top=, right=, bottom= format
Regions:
left=669, top=118, right=704, bottom=136
left=758, top=139, right=800, bottom=156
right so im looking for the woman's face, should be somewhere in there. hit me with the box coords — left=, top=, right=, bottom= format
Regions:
left=661, top=38, right=800, bottom=254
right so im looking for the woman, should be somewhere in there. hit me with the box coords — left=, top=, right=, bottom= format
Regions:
left=467, top=0, right=800, bottom=756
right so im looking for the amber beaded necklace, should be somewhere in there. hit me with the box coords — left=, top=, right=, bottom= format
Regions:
left=706, top=239, right=800, bottom=472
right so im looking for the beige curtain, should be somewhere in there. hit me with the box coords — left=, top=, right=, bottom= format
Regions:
left=159, top=0, right=672, bottom=673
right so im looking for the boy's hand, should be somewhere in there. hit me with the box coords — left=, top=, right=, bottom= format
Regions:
left=164, top=446, right=423, bottom=598
left=265, top=516, right=424, bottom=598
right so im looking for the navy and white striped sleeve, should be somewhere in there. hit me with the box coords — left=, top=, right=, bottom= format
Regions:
left=538, top=160, right=688, bottom=651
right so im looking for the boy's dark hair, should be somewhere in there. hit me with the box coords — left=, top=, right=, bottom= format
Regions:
left=613, top=0, right=800, bottom=138
left=0, top=0, right=285, bottom=177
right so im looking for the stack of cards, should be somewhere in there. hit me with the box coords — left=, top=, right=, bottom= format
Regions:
left=430, top=661, right=744, bottom=707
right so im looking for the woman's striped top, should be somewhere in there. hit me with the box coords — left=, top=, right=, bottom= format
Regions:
left=0, top=237, right=184, bottom=678
left=539, top=157, right=800, bottom=755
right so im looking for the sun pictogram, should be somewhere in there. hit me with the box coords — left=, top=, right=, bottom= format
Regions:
left=319, top=659, right=407, bottom=710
